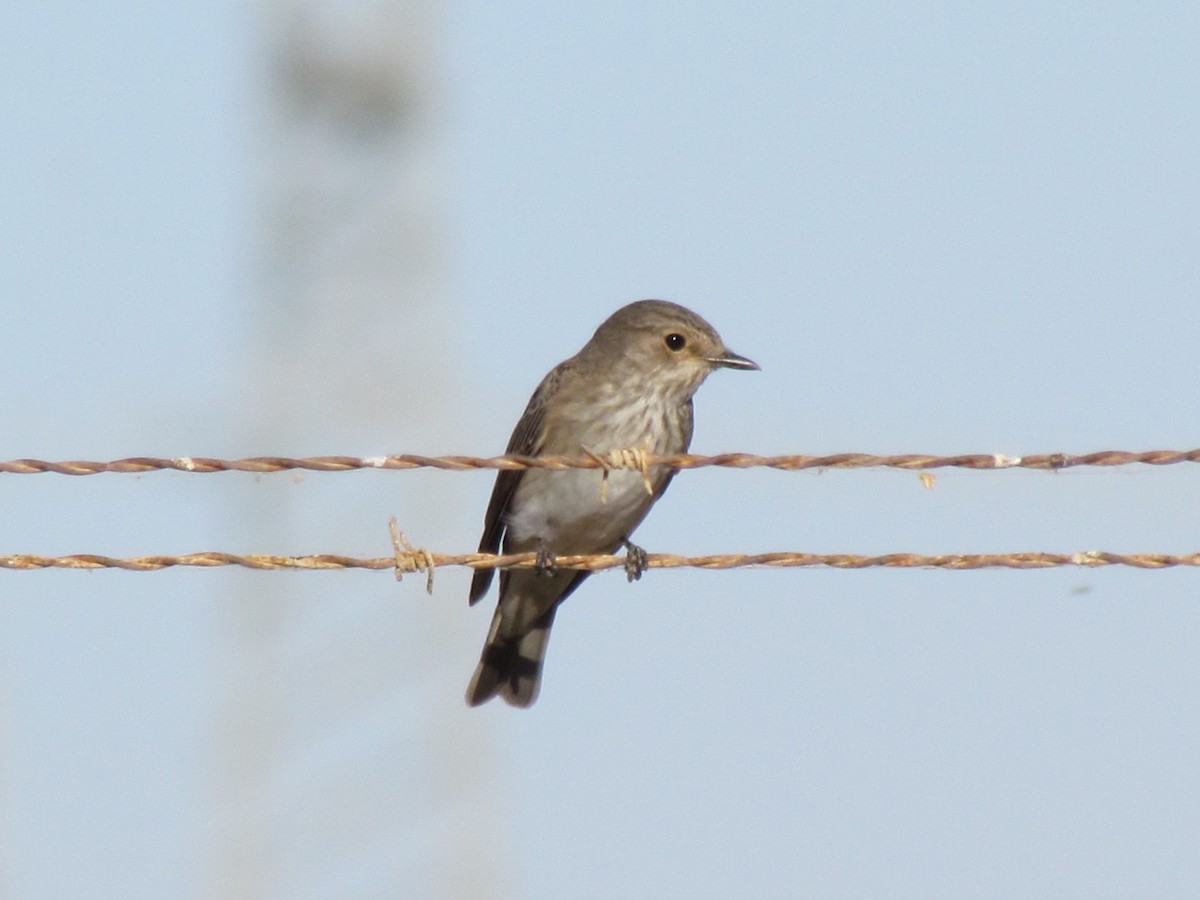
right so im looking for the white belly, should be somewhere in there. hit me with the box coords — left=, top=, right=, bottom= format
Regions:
left=503, top=467, right=658, bottom=555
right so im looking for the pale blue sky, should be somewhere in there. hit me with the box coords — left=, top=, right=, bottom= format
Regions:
left=3, top=3, right=1200, bottom=898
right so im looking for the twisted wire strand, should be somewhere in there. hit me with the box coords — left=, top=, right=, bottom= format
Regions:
left=2, top=449, right=1199, bottom=476
left=3, top=550, right=1198, bottom=573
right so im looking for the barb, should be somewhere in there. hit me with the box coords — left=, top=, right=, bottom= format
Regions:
left=2, top=449, right=1199, bottom=476
left=3, top=550, right=1198, bottom=573
left=389, top=517, right=435, bottom=594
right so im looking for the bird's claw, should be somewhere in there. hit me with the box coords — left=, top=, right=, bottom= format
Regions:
left=535, top=542, right=558, bottom=577
left=622, top=540, right=649, bottom=582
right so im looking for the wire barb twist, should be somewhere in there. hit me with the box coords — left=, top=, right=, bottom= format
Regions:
left=389, top=518, right=435, bottom=593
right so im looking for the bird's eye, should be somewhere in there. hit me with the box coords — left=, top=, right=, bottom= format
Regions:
left=664, top=333, right=687, bottom=352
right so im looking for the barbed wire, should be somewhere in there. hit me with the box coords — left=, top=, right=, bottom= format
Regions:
left=4, top=549, right=1197, bottom=580
left=2, top=448, right=1199, bottom=476
left=7, top=452, right=1196, bottom=584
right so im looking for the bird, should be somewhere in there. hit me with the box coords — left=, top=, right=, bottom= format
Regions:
left=466, top=299, right=758, bottom=707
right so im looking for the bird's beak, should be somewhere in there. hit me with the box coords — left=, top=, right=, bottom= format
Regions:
left=707, top=349, right=760, bottom=371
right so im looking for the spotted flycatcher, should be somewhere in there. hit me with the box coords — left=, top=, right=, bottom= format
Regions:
left=467, top=299, right=758, bottom=707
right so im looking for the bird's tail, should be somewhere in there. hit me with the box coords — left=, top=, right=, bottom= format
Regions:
left=466, top=605, right=557, bottom=708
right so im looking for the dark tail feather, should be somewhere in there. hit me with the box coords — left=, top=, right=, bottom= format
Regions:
left=466, top=607, right=556, bottom=708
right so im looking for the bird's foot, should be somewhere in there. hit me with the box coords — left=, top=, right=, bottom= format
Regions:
left=622, top=539, right=649, bottom=582
left=534, top=541, right=558, bottom=577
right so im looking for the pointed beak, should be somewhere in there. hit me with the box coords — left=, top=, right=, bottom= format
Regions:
left=707, top=349, right=760, bottom=371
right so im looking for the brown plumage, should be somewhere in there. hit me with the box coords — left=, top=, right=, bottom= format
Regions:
left=467, top=300, right=758, bottom=707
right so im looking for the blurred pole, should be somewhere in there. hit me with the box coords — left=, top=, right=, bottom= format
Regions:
left=207, top=3, right=502, bottom=898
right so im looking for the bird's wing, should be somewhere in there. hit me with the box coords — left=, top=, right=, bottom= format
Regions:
left=468, top=365, right=564, bottom=605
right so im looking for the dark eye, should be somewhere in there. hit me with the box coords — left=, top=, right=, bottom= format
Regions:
left=664, top=333, right=687, bottom=352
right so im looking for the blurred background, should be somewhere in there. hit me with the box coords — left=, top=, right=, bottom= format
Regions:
left=2, top=2, right=1199, bottom=897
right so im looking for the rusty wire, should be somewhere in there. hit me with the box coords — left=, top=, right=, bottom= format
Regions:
left=2, top=448, right=1199, bottom=476
left=5, top=451, right=1196, bottom=582
left=3, top=550, right=1198, bottom=576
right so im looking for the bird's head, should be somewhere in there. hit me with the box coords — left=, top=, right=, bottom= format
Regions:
left=586, top=299, right=759, bottom=400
